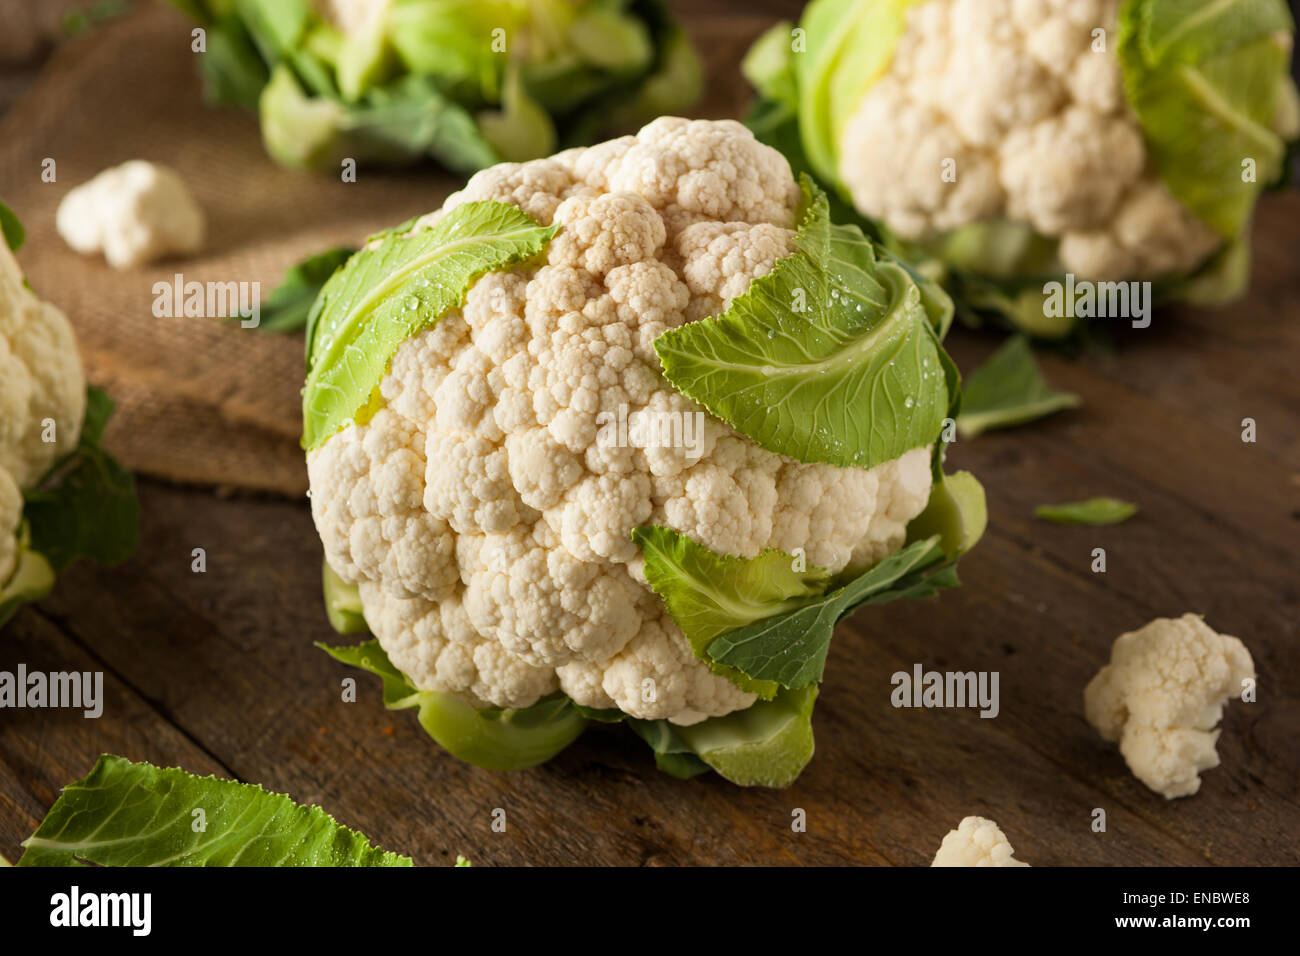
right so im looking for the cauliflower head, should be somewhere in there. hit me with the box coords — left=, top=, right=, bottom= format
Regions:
left=931, top=816, right=1030, bottom=867
left=307, top=118, right=940, bottom=727
left=838, top=0, right=1221, bottom=281
left=1084, top=614, right=1255, bottom=799
left=0, top=233, right=85, bottom=584
left=177, top=0, right=701, bottom=173
left=56, top=160, right=205, bottom=270
left=745, top=0, right=1300, bottom=335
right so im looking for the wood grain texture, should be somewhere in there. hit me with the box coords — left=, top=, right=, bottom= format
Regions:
left=1, top=0, right=1297, bottom=867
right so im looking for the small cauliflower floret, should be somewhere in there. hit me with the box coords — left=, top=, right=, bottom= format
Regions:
left=837, top=0, right=1221, bottom=282
left=931, top=815, right=1030, bottom=867
left=939, top=4, right=1064, bottom=147
left=358, top=583, right=559, bottom=710
left=307, top=408, right=460, bottom=601
left=652, top=438, right=781, bottom=559
left=676, top=220, right=794, bottom=318
left=601, top=118, right=802, bottom=234
left=0, top=235, right=86, bottom=582
left=999, top=105, right=1144, bottom=235
left=1059, top=181, right=1223, bottom=281
left=1066, top=46, right=1125, bottom=113
left=460, top=524, right=645, bottom=667
left=307, top=119, right=935, bottom=723
left=1084, top=614, right=1255, bottom=799
left=56, top=160, right=205, bottom=269
left=847, top=445, right=934, bottom=570
left=586, top=611, right=756, bottom=723
left=839, top=82, right=1004, bottom=241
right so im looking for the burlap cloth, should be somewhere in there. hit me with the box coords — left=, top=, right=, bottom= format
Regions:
left=0, top=2, right=767, bottom=496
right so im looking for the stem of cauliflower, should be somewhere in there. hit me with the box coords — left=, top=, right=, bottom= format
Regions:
left=318, top=640, right=590, bottom=771
left=415, top=692, right=588, bottom=772
left=322, top=560, right=368, bottom=635
left=0, top=526, right=55, bottom=629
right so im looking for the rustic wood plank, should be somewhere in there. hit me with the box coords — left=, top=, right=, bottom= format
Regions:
left=0, top=610, right=229, bottom=863
left=958, top=193, right=1300, bottom=470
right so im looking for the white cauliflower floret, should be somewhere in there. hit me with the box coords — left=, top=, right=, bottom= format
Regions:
left=676, top=220, right=794, bottom=319
left=308, top=119, right=934, bottom=723
left=0, top=236, right=86, bottom=583
left=1085, top=614, right=1255, bottom=799
left=56, top=160, right=205, bottom=269
left=1058, top=181, right=1223, bottom=281
left=999, top=105, right=1144, bottom=235
left=308, top=407, right=460, bottom=602
left=574, top=611, right=753, bottom=724
left=358, top=582, right=559, bottom=710
left=931, top=816, right=1030, bottom=867
left=837, top=0, right=1221, bottom=281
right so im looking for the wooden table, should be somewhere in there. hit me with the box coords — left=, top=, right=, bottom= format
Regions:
left=2, top=2, right=1298, bottom=867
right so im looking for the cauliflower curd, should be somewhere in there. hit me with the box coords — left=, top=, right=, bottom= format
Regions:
left=838, top=0, right=1221, bottom=281
left=307, top=118, right=935, bottom=725
left=0, top=202, right=137, bottom=626
left=1085, top=614, right=1255, bottom=799
left=0, top=232, right=86, bottom=584
left=931, top=815, right=1030, bottom=867
left=56, top=160, right=205, bottom=270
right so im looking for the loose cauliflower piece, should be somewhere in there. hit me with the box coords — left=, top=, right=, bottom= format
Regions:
left=56, top=160, right=205, bottom=269
left=0, top=233, right=86, bottom=583
left=307, top=118, right=936, bottom=723
left=931, top=816, right=1030, bottom=867
left=837, top=0, right=1221, bottom=282
left=1084, top=614, right=1255, bottom=799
